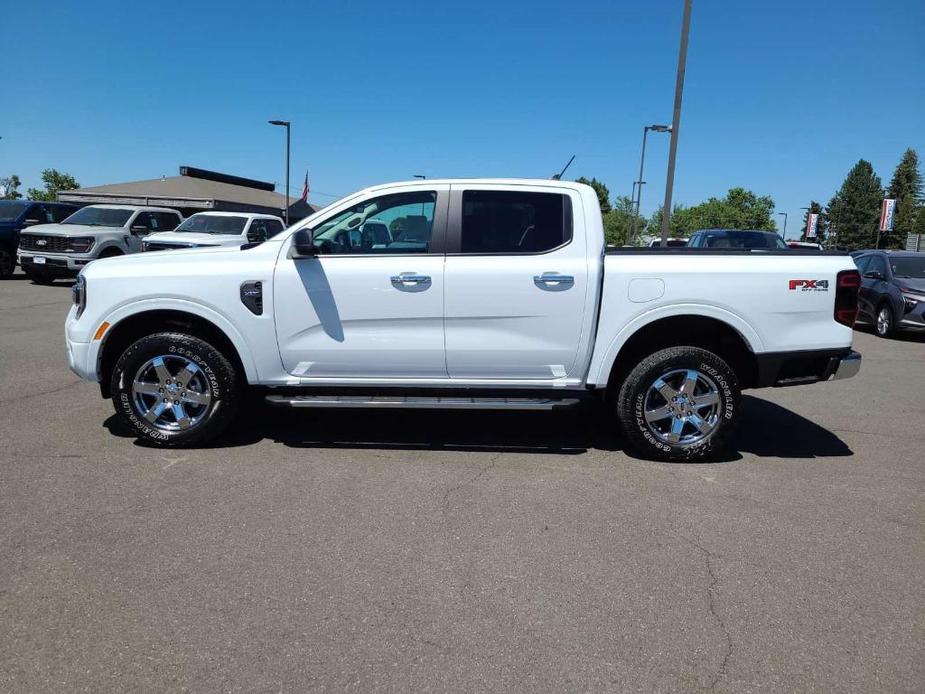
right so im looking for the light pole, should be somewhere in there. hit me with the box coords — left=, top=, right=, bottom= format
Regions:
left=632, top=124, right=671, bottom=244
left=778, top=212, right=788, bottom=239
left=659, top=0, right=693, bottom=247
left=268, top=120, right=291, bottom=225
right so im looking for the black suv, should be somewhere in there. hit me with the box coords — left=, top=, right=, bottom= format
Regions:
left=0, top=200, right=80, bottom=279
left=853, top=250, right=925, bottom=337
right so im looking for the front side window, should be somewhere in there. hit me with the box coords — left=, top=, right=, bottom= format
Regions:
left=854, top=255, right=871, bottom=274
left=63, top=207, right=134, bottom=227
left=51, top=205, right=76, bottom=223
left=867, top=255, right=888, bottom=276
left=155, top=212, right=181, bottom=230
left=460, top=190, right=569, bottom=254
left=264, top=220, right=284, bottom=238
left=176, top=214, right=248, bottom=235
left=310, top=191, right=436, bottom=254
left=890, top=257, right=925, bottom=279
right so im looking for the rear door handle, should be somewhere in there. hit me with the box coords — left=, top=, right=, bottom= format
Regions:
left=534, top=272, right=574, bottom=289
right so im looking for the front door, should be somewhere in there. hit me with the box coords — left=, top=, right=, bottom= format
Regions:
left=274, top=186, right=449, bottom=379
left=443, top=185, right=589, bottom=380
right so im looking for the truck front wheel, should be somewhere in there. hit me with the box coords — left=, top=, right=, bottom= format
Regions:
left=110, top=332, right=241, bottom=447
left=615, top=346, right=740, bottom=462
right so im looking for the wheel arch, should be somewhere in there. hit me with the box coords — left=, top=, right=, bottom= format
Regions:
left=595, top=309, right=762, bottom=392
left=96, top=303, right=256, bottom=397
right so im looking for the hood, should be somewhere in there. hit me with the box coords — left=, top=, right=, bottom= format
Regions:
left=144, top=231, right=243, bottom=247
left=898, top=278, right=925, bottom=294
left=17, top=222, right=112, bottom=237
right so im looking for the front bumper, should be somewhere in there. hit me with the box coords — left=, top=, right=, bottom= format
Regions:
left=830, top=350, right=861, bottom=381
left=18, top=250, right=93, bottom=276
left=65, top=305, right=98, bottom=381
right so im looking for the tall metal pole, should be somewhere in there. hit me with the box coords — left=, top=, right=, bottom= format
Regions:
left=632, top=126, right=649, bottom=244
left=284, top=123, right=291, bottom=227
left=660, top=0, right=693, bottom=246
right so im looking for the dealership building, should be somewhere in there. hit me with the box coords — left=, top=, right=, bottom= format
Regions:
left=57, top=166, right=320, bottom=222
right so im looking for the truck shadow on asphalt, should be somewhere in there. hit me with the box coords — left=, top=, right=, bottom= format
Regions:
left=106, top=394, right=853, bottom=461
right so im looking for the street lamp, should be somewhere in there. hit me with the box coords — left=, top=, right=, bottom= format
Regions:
left=632, top=124, right=671, bottom=244
left=268, top=120, right=291, bottom=226
left=778, top=212, right=788, bottom=239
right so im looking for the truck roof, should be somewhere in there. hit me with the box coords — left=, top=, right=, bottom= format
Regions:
left=83, top=203, right=181, bottom=213
left=363, top=178, right=590, bottom=193
left=186, top=211, right=283, bottom=220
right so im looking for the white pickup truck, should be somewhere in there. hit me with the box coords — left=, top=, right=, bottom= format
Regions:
left=142, top=211, right=286, bottom=251
left=65, top=179, right=862, bottom=460
left=19, top=204, right=183, bottom=283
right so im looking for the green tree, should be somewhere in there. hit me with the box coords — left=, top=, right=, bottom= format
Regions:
left=575, top=176, right=612, bottom=214
left=885, top=149, right=922, bottom=249
left=648, top=188, right=776, bottom=237
left=0, top=175, right=23, bottom=199
left=25, top=169, right=80, bottom=201
left=602, top=196, right=642, bottom=246
left=825, top=159, right=883, bottom=250
left=799, top=201, right=826, bottom=243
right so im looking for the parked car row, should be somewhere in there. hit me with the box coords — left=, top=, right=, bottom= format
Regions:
left=1, top=201, right=285, bottom=283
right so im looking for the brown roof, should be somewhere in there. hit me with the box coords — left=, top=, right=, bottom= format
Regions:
left=57, top=172, right=320, bottom=218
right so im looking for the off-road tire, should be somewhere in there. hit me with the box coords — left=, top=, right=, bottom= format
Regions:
left=0, top=248, right=15, bottom=279
left=110, top=332, right=241, bottom=447
left=615, top=346, right=740, bottom=462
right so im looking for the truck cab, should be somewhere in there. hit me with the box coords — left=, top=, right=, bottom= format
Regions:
left=142, top=212, right=285, bottom=252
left=18, top=204, right=183, bottom=283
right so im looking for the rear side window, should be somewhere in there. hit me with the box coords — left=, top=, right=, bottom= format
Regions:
left=460, top=190, right=570, bottom=254
left=50, top=205, right=76, bottom=223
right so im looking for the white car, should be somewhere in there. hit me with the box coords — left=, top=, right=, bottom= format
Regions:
left=18, top=205, right=183, bottom=283
left=65, top=179, right=862, bottom=461
left=142, top=212, right=286, bottom=252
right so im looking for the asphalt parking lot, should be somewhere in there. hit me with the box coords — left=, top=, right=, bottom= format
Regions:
left=1, top=270, right=923, bottom=693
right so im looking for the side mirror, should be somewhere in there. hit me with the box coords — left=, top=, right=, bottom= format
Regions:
left=291, top=228, right=315, bottom=258
left=131, top=224, right=149, bottom=235
left=23, top=218, right=41, bottom=226
left=863, top=270, right=883, bottom=280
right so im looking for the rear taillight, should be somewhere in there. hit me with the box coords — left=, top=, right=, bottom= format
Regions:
left=834, top=269, right=860, bottom=326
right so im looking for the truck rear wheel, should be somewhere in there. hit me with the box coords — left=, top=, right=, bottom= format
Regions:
left=615, top=346, right=739, bottom=462
left=110, top=332, right=241, bottom=447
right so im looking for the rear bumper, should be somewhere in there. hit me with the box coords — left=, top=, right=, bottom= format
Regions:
left=754, top=347, right=860, bottom=388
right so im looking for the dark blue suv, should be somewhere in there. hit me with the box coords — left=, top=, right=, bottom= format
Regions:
left=0, top=200, right=80, bottom=279
left=853, top=251, right=925, bottom=337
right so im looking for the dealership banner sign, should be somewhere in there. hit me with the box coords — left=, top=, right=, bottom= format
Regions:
left=805, top=213, right=818, bottom=238
left=879, top=198, right=896, bottom=232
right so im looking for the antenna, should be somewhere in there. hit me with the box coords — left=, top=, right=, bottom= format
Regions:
left=552, top=155, right=576, bottom=180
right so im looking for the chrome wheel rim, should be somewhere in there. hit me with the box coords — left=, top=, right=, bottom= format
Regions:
left=644, top=368, right=722, bottom=446
left=877, top=308, right=890, bottom=335
left=132, top=355, right=212, bottom=432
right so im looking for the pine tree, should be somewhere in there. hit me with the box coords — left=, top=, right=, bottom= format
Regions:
left=885, top=149, right=923, bottom=249
left=825, top=160, right=883, bottom=250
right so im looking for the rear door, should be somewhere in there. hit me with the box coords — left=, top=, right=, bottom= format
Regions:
left=443, top=184, right=589, bottom=379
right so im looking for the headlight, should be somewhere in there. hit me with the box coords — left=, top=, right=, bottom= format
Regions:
left=66, top=237, right=95, bottom=253
left=900, top=289, right=925, bottom=304
left=72, top=274, right=87, bottom=318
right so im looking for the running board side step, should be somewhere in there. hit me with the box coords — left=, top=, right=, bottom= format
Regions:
left=265, top=395, right=583, bottom=410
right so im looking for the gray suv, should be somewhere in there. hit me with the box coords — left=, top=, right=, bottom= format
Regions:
left=853, top=251, right=925, bottom=337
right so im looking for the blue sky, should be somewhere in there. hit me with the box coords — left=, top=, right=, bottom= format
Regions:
left=2, top=0, right=923, bottom=237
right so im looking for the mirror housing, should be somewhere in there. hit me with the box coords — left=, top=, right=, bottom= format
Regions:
left=291, top=228, right=315, bottom=258
left=23, top=218, right=41, bottom=226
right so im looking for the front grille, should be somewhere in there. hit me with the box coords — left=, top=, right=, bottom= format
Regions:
left=20, top=234, right=71, bottom=252
left=144, top=242, right=191, bottom=252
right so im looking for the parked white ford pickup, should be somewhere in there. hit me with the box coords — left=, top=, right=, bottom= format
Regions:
left=142, top=211, right=286, bottom=251
left=65, top=179, right=862, bottom=460
left=19, top=204, right=183, bottom=283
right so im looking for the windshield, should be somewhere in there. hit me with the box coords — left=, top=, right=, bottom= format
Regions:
left=702, top=231, right=787, bottom=249
left=0, top=201, right=29, bottom=222
left=891, top=257, right=925, bottom=279
left=63, top=207, right=133, bottom=227
left=175, top=214, right=248, bottom=235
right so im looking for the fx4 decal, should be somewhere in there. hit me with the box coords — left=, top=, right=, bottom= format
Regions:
left=789, top=279, right=829, bottom=291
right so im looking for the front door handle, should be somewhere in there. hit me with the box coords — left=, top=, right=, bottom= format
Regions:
left=391, top=272, right=432, bottom=288
left=534, top=272, right=574, bottom=289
